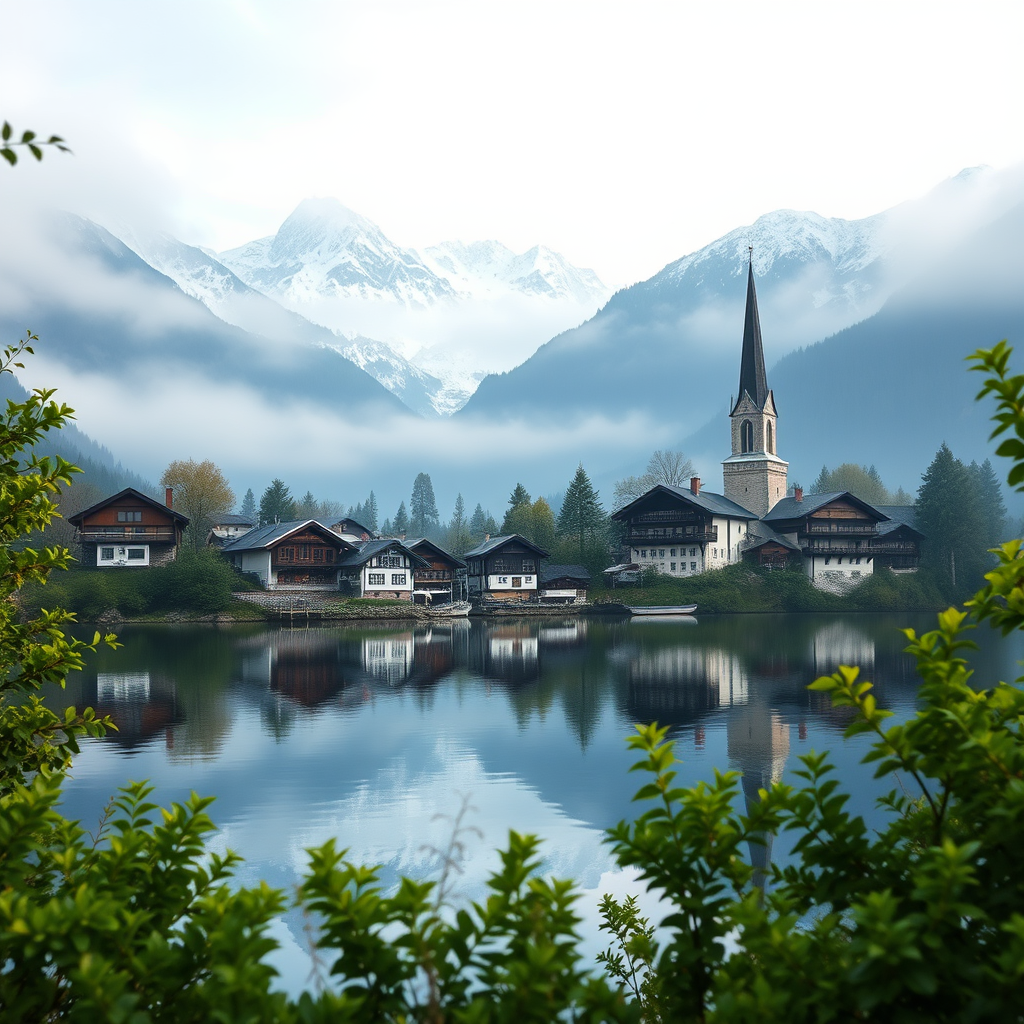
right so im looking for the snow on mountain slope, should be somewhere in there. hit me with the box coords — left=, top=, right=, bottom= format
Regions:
left=220, top=198, right=456, bottom=307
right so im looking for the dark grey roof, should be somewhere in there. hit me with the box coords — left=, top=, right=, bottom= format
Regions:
left=764, top=491, right=889, bottom=523
left=337, top=538, right=429, bottom=569
left=67, top=486, right=190, bottom=527
left=612, top=484, right=759, bottom=522
left=463, top=534, right=550, bottom=559
left=404, top=537, right=467, bottom=568
left=216, top=514, right=255, bottom=526
left=330, top=517, right=375, bottom=537
left=221, top=519, right=346, bottom=553
left=735, top=256, right=769, bottom=412
left=743, top=520, right=802, bottom=553
left=540, top=564, right=592, bottom=584
left=874, top=505, right=921, bottom=537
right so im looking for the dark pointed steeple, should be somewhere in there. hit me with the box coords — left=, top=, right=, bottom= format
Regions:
left=736, top=248, right=769, bottom=410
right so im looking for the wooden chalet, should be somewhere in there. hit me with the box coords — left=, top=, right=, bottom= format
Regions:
left=538, top=564, right=591, bottom=604
left=611, top=478, right=758, bottom=578
left=336, top=539, right=428, bottom=600
left=222, top=519, right=356, bottom=589
left=871, top=505, right=924, bottom=571
left=327, top=517, right=376, bottom=544
left=464, top=535, right=548, bottom=603
left=207, top=513, right=255, bottom=549
left=761, top=490, right=897, bottom=585
left=740, top=521, right=802, bottom=569
left=68, top=487, right=190, bottom=568
left=404, top=538, right=466, bottom=604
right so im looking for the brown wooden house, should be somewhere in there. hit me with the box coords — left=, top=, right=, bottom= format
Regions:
left=222, top=519, right=356, bottom=589
left=405, top=538, right=466, bottom=604
left=68, top=487, right=190, bottom=568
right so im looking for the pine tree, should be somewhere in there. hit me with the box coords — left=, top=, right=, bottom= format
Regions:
left=239, top=488, right=257, bottom=523
left=969, top=458, right=1007, bottom=554
left=393, top=501, right=409, bottom=536
left=508, top=483, right=531, bottom=510
left=916, top=443, right=985, bottom=597
left=380, top=517, right=393, bottom=536
left=469, top=503, right=488, bottom=538
left=446, top=493, right=471, bottom=555
left=296, top=490, right=318, bottom=519
left=410, top=473, right=440, bottom=537
left=557, top=463, right=605, bottom=561
left=259, top=479, right=297, bottom=526
left=365, top=491, right=379, bottom=532
left=812, top=465, right=832, bottom=494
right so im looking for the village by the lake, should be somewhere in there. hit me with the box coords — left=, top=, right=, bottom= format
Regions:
left=5, top=5, right=1024, bottom=1020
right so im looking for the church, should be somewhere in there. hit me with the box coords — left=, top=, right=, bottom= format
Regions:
left=610, top=250, right=921, bottom=591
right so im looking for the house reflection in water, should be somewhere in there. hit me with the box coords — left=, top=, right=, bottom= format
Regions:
left=93, top=671, right=181, bottom=751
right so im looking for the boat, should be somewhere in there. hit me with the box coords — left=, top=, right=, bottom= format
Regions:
left=626, top=604, right=697, bottom=616
left=423, top=600, right=472, bottom=618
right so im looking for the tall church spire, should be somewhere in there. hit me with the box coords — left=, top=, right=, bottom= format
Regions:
left=735, top=248, right=769, bottom=411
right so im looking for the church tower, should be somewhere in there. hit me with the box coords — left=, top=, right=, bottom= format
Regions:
left=722, top=250, right=788, bottom=516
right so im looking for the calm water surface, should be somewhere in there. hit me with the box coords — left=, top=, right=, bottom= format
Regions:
left=47, top=612, right=1024, bottom=992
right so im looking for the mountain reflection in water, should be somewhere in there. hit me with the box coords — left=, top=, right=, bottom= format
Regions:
left=46, top=613, right=1024, bottom=992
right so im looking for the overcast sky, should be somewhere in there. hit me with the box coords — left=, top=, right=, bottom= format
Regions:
left=4, top=0, right=1023, bottom=287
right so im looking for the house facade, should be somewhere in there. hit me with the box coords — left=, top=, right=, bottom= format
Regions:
left=207, top=513, right=255, bottom=549
left=464, top=535, right=549, bottom=602
left=611, top=479, right=758, bottom=577
left=337, top=539, right=426, bottom=600
left=538, top=565, right=591, bottom=604
left=405, top=538, right=466, bottom=604
left=68, top=487, right=189, bottom=568
left=222, top=520, right=355, bottom=589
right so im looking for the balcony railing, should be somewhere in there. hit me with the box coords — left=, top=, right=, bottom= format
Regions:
left=805, top=523, right=878, bottom=535
left=416, top=570, right=453, bottom=581
left=633, top=511, right=701, bottom=524
left=802, top=543, right=872, bottom=557
left=79, top=527, right=178, bottom=542
left=625, top=527, right=718, bottom=544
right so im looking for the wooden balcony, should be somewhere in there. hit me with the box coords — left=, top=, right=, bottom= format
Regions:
left=802, top=542, right=872, bottom=556
left=416, top=570, right=453, bottom=581
left=805, top=523, right=878, bottom=536
left=78, top=526, right=178, bottom=542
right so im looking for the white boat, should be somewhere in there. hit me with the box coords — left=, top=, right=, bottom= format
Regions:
left=627, top=604, right=698, bottom=616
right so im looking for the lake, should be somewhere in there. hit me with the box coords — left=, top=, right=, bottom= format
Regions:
left=46, top=611, right=1024, bottom=993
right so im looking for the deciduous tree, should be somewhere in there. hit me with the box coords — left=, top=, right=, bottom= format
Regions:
left=161, top=459, right=235, bottom=549
left=613, top=450, right=694, bottom=507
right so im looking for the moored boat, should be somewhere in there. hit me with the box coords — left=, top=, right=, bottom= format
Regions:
left=626, top=604, right=698, bottom=616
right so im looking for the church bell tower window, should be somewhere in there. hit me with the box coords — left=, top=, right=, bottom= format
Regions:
left=741, top=420, right=754, bottom=453
left=766, top=420, right=774, bottom=454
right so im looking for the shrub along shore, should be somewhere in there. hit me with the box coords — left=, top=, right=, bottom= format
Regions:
left=19, top=554, right=947, bottom=624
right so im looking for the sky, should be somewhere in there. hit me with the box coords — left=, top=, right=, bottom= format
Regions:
left=4, top=1, right=1024, bottom=288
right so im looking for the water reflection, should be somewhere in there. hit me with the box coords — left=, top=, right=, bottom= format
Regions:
left=49, top=613, right=1024, bottom=991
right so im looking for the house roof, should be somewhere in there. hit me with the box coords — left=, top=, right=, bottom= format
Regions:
left=612, top=484, right=760, bottom=522
left=215, top=514, right=255, bottom=527
left=336, top=538, right=429, bottom=569
left=874, top=505, right=923, bottom=538
left=743, top=520, right=802, bottom=553
left=329, top=517, right=375, bottom=538
left=67, top=487, right=190, bottom=527
left=463, top=534, right=550, bottom=559
left=404, top=537, right=467, bottom=568
left=764, top=491, right=890, bottom=524
left=540, top=564, right=592, bottom=584
left=221, top=519, right=351, bottom=553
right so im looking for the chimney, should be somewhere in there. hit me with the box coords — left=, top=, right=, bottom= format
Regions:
left=690, top=476, right=701, bottom=496
left=795, top=487, right=803, bottom=502
left=165, top=486, right=173, bottom=509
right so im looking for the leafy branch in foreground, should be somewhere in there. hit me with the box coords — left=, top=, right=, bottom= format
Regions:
left=1, top=122, right=70, bottom=166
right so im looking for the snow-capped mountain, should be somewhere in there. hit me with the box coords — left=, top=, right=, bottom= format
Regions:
left=420, top=239, right=608, bottom=304
left=220, top=198, right=456, bottom=307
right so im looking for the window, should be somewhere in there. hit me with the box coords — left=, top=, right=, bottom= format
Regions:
left=391, top=573, right=406, bottom=586
left=522, top=559, right=535, bottom=573
left=659, top=549, right=665, bottom=557
left=671, top=548, right=676, bottom=557
left=126, top=548, right=145, bottom=560
left=313, top=548, right=325, bottom=562
left=690, top=548, right=696, bottom=557
left=101, top=547, right=114, bottom=560
left=493, top=558, right=507, bottom=572
left=641, top=549, right=647, bottom=559
left=691, top=562, right=697, bottom=571
left=766, top=420, right=774, bottom=454
left=380, top=554, right=403, bottom=568
left=512, top=576, right=522, bottom=588
left=116, top=511, right=142, bottom=523
left=670, top=562, right=676, bottom=571
left=741, top=419, right=754, bottom=453
left=368, top=572, right=385, bottom=586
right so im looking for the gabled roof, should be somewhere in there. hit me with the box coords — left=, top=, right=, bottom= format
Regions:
left=404, top=537, right=467, bottom=568
left=733, top=256, right=769, bottom=414
left=743, top=521, right=802, bottom=553
left=463, top=534, right=550, bottom=559
left=215, top=514, right=255, bottom=527
left=337, top=538, right=430, bottom=569
left=540, top=564, right=592, bottom=584
left=329, top=517, right=375, bottom=538
left=874, top=505, right=923, bottom=538
left=612, top=484, right=759, bottom=522
left=67, top=486, right=190, bottom=527
left=764, top=491, right=891, bottom=524
left=221, top=518, right=352, bottom=553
